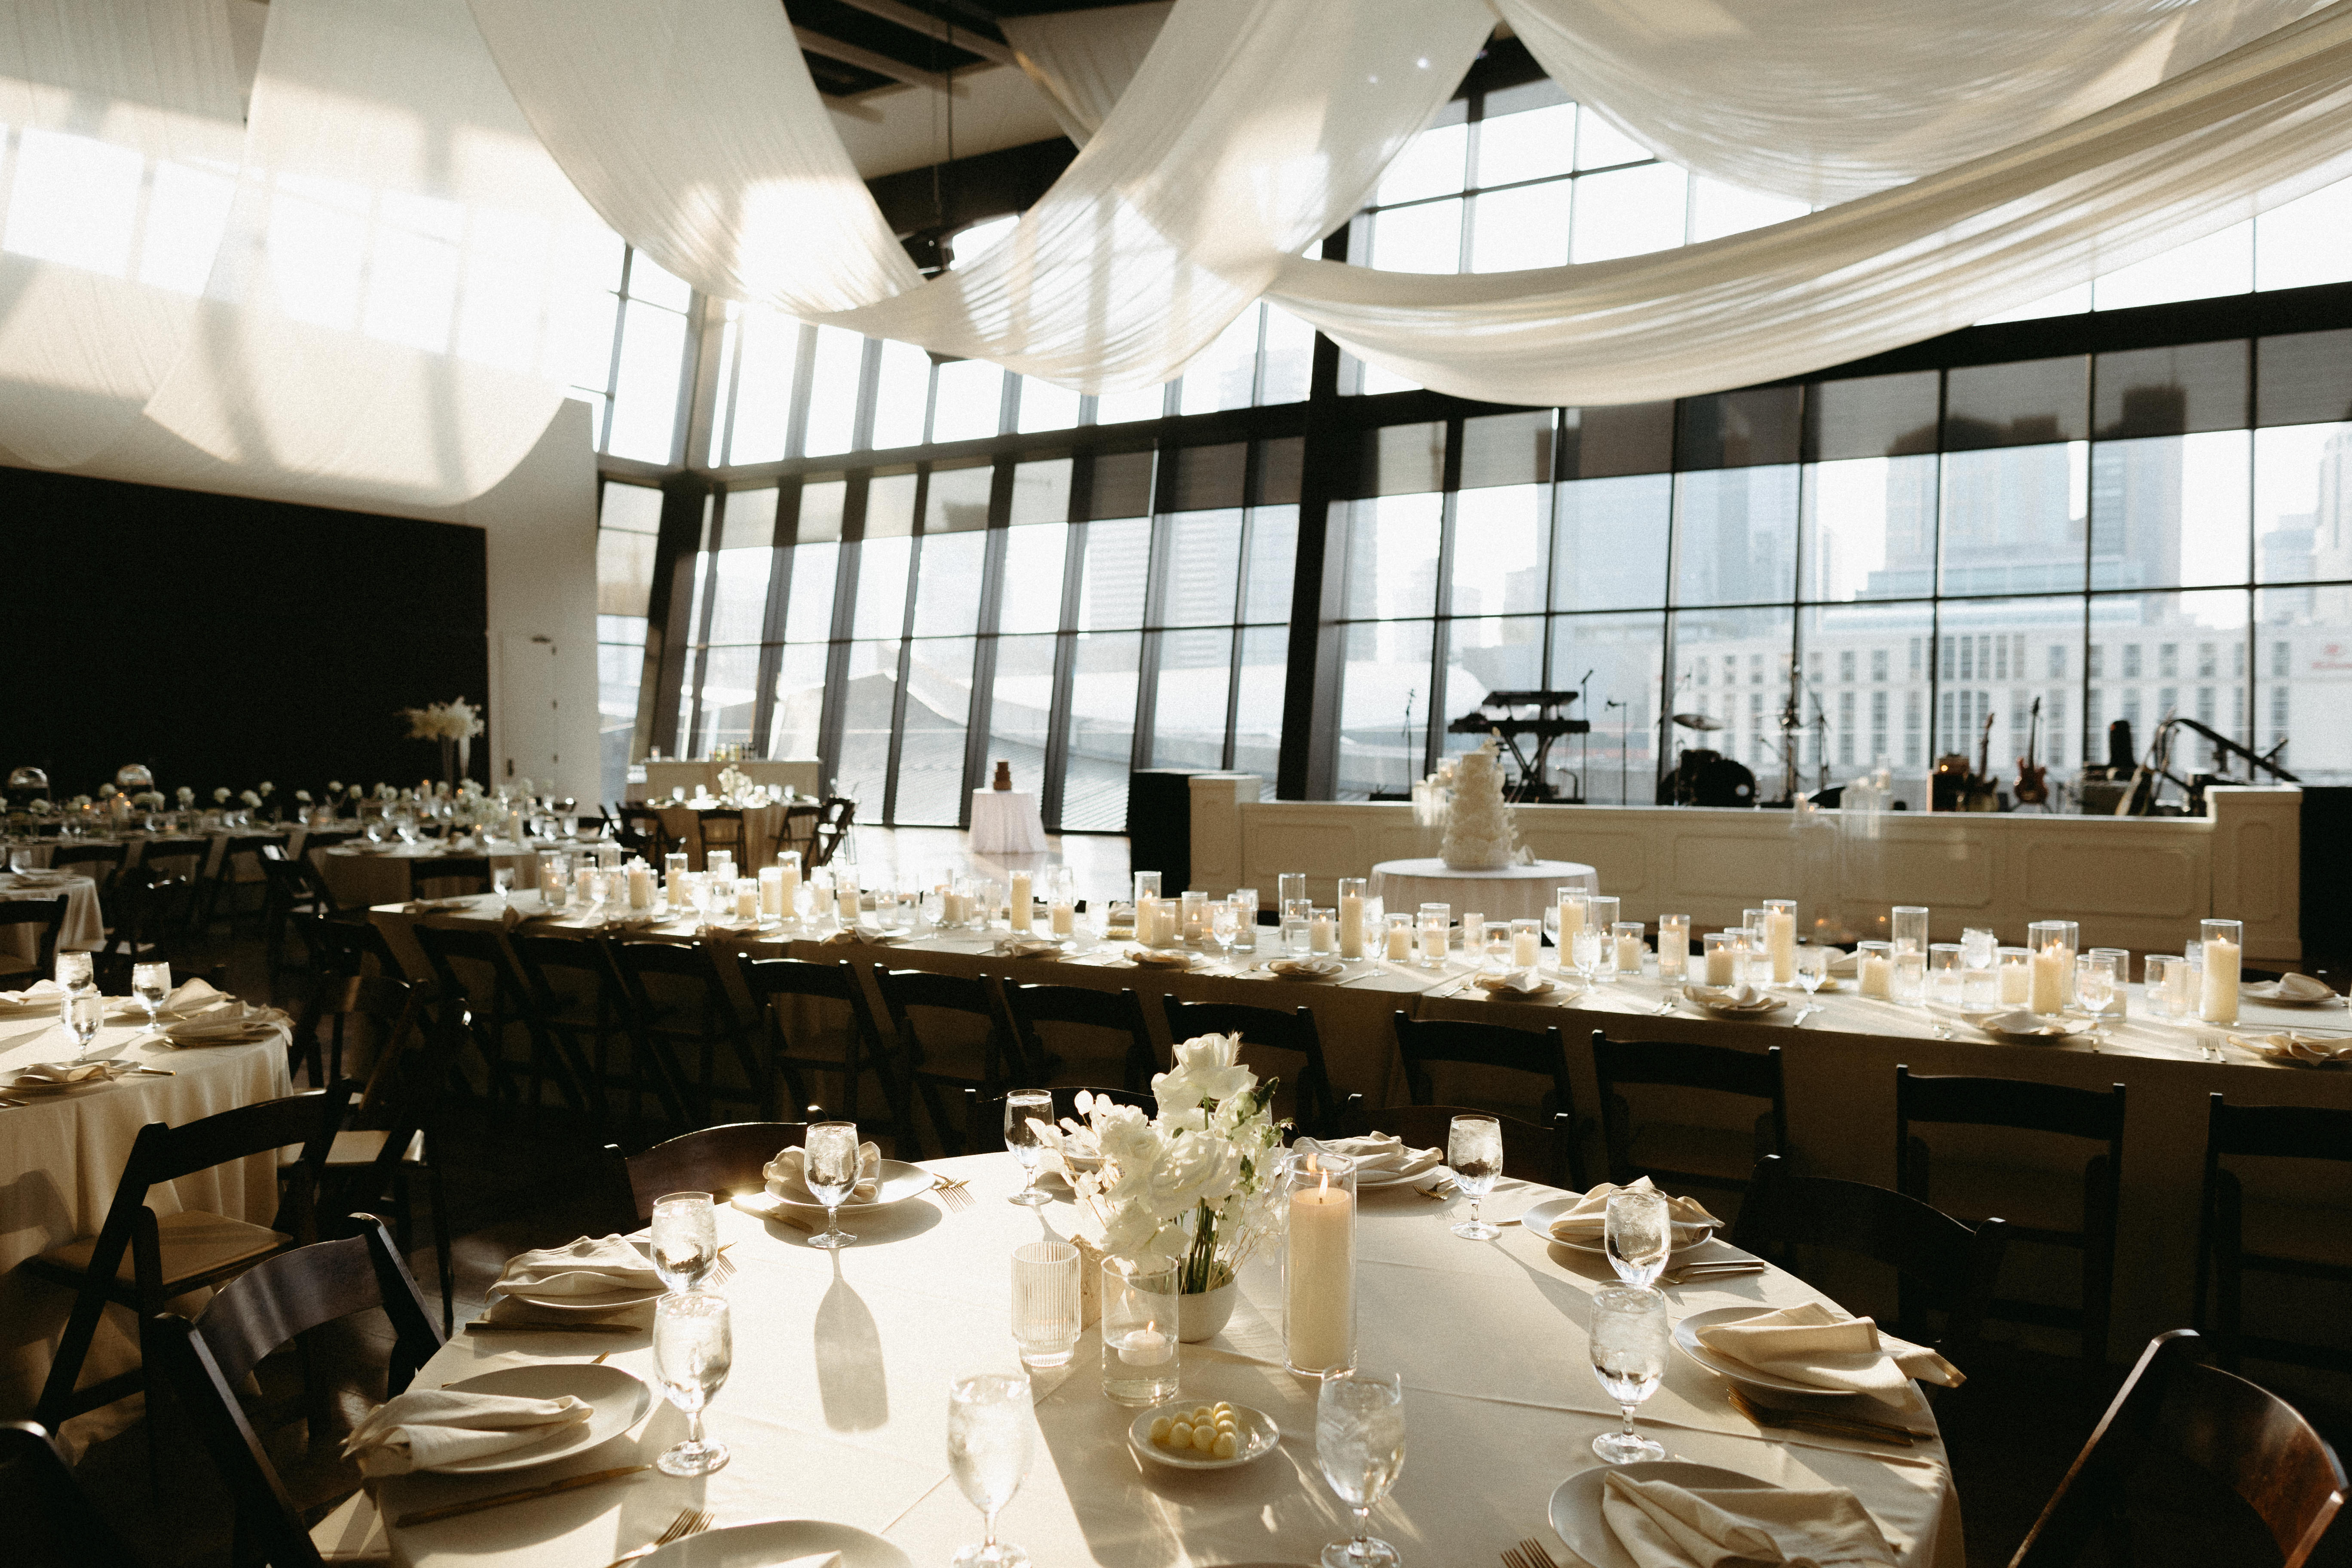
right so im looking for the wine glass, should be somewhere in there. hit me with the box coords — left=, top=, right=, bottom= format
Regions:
left=1570, top=925, right=1602, bottom=989
left=490, top=865, right=514, bottom=903
left=1209, top=900, right=1240, bottom=962
left=132, top=962, right=172, bottom=1034
left=805, top=1121, right=861, bottom=1249
left=1794, top=945, right=1829, bottom=1025
left=55, top=949, right=94, bottom=994
left=649, top=1191, right=718, bottom=1293
left=1589, top=1286, right=1669, bottom=1463
left=62, top=989, right=104, bottom=1062
left=1446, top=1115, right=1502, bottom=1241
left=652, top=1292, right=732, bottom=1476
left=947, top=1370, right=1034, bottom=1568
left=1004, top=1089, right=1055, bottom=1207
left=1604, top=1188, right=1671, bottom=1287
left=2076, top=953, right=2117, bottom=1045
left=1315, top=1369, right=1406, bottom=1568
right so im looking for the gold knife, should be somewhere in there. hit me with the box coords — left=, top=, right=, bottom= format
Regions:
left=395, top=1464, right=653, bottom=1527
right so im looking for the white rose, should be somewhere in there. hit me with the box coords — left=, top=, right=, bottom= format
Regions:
left=1154, top=1031, right=1252, bottom=1115
left=1145, top=1133, right=1240, bottom=1215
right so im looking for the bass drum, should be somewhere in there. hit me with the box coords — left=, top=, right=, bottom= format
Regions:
left=1692, top=756, right=1756, bottom=808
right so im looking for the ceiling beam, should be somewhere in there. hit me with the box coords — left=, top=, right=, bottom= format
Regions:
left=793, top=26, right=962, bottom=95
left=825, top=0, right=1017, bottom=67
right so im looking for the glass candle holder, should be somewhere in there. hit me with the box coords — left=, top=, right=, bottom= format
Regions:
left=1180, top=889, right=1209, bottom=946
left=541, top=852, right=572, bottom=911
left=1418, top=903, right=1451, bottom=968
left=1133, top=871, right=1162, bottom=906
left=1927, top=942, right=1964, bottom=1005
left=1856, top=939, right=1895, bottom=999
left=1961, top=926, right=1997, bottom=971
left=973, top=880, right=1002, bottom=931
left=732, top=877, right=760, bottom=922
left=1100, top=1257, right=1182, bottom=1407
left=1231, top=888, right=1260, bottom=951
left=1310, top=906, right=1338, bottom=956
left=1384, top=912, right=1415, bottom=962
left=1891, top=943, right=1927, bottom=1004
left=1282, top=912, right=1312, bottom=956
left=2087, top=949, right=2131, bottom=1017
left=1891, top=905, right=1929, bottom=956
left=1611, top=922, right=1647, bottom=980
left=1277, top=873, right=1306, bottom=912
left=2145, top=953, right=2188, bottom=1020
left=1461, top=911, right=1484, bottom=954
left=1281, top=1147, right=1359, bottom=1380
left=1509, top=917, right=1543, bottom=972
left=2027, top=920, right=2079, bottom=1014
left=1656, top=915, right=1690, bottom=979
left=1587, top=897, right=1622, bottom=980
left=2199, top=918, right=2242, bottom=1023
left=1701, top=931, right=1742, bottom=988
left=1762, top=898, right=1799, bottom=985
left=1335, top=877, right=1369, bottom=959
left=1960, top=963, right=2000, bottom=1010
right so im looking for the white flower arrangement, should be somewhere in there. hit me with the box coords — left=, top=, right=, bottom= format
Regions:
left=327, top=780, right=343, bottom=794
left=401, top=696, right=485, bottom=742
left=348, top=784, right=364, bottom=799
left=176, top=786, right=195, bottom=805
left=374, top=783, right=396, bottom=801
left=238, top=789, right=262, bottom=808
left=67, top=794, right=92, bottom=811
left=28, top=799, right=53, bottom=817
left=212, top=787, right=230, bottom=803
left=1038, top=1033, right=1290, bottom=1295
left=133, top=790, right=164, bottom=808
left=294, top=790, right=312, bottom=803
left=98, top=784, right=116, bottom=799
left=258, top=781, right=274, bottom=796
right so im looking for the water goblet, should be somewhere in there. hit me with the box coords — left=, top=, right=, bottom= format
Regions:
left=947, top=1370, right=1035, bottom=1568
left=1210, top=900, right=1240, bottom=961
left=132, top=961, right=172, bottom=1034
left=652, top=1292, right=732, bottom=1476
left=1569, top=925, right=1602, bottom=989
left=1446, top=1115, right=1502, bottom=1240
left=1589, top=1286, right=1670, bottom=1463
left=1315, top=1369, right=1406, bottom=1568
left=55, top=949, right=94, bottom=994
left=649, top=1191, right=718, bottom=1294
left=1605, top=1188, right=1672, bottom=1286
left=1010, top=1240, right=1081, bottom=1371
left=805, top=1121, right=862, bottom=1248
left=491, top=865, right=514, bottom=903
left=1004, top=1089, right=1055, bottom=1207
left=2076, top=953, right=2118, bottom=1044
left=64, top=989, right=104, bottom=1062
left=1794, top=944, right=1828, bottom=1023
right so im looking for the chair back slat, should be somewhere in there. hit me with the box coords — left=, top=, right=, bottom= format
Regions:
left=190, top=1221, right=438, bottom=1391
left=1359, top=1099, right=1582, bottom=1189
left=1004, top=983, right=1157, bottom=1092
left=1897, top=1067, right=2125, bottom=1143
left=2209, top=1098, right=2352, bottom=1164
left=964, top=1085, right=1148, bottom=1155
left=610, top=1122, right=811, bottom=1223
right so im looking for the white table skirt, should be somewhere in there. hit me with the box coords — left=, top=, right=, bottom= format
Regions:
left=0, top=874, right=106, bottom=956
left=970, top=789, right=1047, bottom=854
left=0, top=1009, right=292, bottom=1424
left=1370, top=857, right=1598, bottom=924
left=379, top=1153, right=1959, bottom=1568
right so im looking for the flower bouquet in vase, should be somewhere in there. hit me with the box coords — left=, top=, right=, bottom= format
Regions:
left=1032, top=1034, right=1289, bottom=1342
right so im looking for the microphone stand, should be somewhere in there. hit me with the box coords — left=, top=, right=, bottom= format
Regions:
left=1605, top=698, right=1629, bottom=805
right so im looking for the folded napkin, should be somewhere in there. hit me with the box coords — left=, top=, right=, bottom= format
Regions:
left=819, top=927, right=900, bottom=946
left=340, top=1387, right=592, bottom=1477
left=1546, top=1177, right=1722, bottom=1246
left=766, top=1141, right=882, bottom=1204
left=996, top=937, right=1065, bottom=959
left=1694, top=1301, right=1962, bottom=1406
left=1601, top=1471, right=1896, bottom=1568
left=1825, top=949, right=1860, bottom=977
left=159, top=978, right=226, bottom=1014
left=1966, top=1008, right=2079, bottom=1038
left=1474, top=969, right=1552, bottom=996
left=9, top=1059, right=136, bottom=1087
left=1303, top=1132, right=1444, bottom=1179
left=1267, top=957, right=1344, bottom=980
left=1688, top=983, right=1777, bottom=1011
left=1129, top=946, right=1191, bottom=968
left=2244, top=974, right=2340, bottom=1004
left=160, top=1001, right=287, bottom=1044
left=2230, top=1031, right=2352, bottom=1066
left=487, top=1234, right=662, bottom=1301
left=0, top=979, right=63, bottom=1014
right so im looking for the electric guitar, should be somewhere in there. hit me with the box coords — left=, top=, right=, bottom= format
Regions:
left=2014, top=696, right=2049, bottom=805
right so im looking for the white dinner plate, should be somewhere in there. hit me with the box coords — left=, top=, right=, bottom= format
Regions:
left=2241, top=981, right=2344, bottom=1008
left=740, top=1159, right=939, bottom=1213
left=1950, top=1009, right=2091, bottom=1044
left=1129, top=1401, right=1281, bottom=1470
left=429, top=1363, right=650, bottom=1475
left=1673, top=1305, right=1854, bottom=1398
left=1353, top=1162, right=1445, bottom=1189
left=635, top=1518, right=913, bottom=1568
left=498, top=1240, right=667, bottom=1315
left=1550, top=1461, right=1776, bottom=1568
left=1518, top=1195, right=1716, bottom=1255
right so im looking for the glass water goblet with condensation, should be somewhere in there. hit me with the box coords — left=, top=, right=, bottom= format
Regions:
left=132, top=962, right=172, bottom=1034
left=1605, top=1187, right=1671, bottom=1287
left=1004, top=1089, right=1055, bottom=1207
left=1210, top=900, right=1240, bottom=962
left=804, top=1120, right=862, bottom=1249
left=1570, top=925, right=1602, bottom=989
left=652, top=1292, right=732, bottom=1476
left=1795, top=944, right=1829, bottom=1011
left=649, top=1191, right=719, bottom=1294
left=1589, top=1286, right=1670, bottom=1463
left=1316, top=1368, right=1407, bottom=1568
left=64, top=989, right=104, bottom=1063
left=948, top=1370, right=1035, bottom=1568
left=1446, top=1115, right=1503, bottom=1240
left=55, top=949, right=94, bottom=994
left=491, top=865, right=514, bottom=903
left=2076, top=952, right=2119, bottom=1044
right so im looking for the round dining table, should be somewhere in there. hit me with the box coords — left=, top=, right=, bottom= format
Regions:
left=0, top=870, right=106, bottom=957
left=377, top=1153, right=1961, bottom=1568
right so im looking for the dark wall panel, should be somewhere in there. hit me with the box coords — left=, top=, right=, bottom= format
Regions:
left=0, top=466, right=487, bottom=800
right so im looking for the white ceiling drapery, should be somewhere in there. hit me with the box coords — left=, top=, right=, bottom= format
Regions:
left=998, top=2, right=1172, bottom=147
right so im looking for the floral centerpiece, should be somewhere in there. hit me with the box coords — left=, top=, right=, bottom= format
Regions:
left=1034, top=1033, right=1289, bottom=1340
left=401, top=696, right=485, bottom=783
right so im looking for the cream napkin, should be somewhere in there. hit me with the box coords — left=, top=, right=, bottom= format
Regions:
left=819, top=927, right=900, bottom=946
left=1601, top=1471, right=1896, bottom=1568
left=9, top=1059, right=136, bottom=1087
left=2244, top=974, right=2339, bottom=1004
left=340, top=1388, right=592, bottom=1477
left=1473, top=969, right=1552, bottom=996
left=1825, top=949, right=1860, bottom=977
left=2230, top=1031, right=2352, bottom=1066
left=159, top=978, right=226, bottom=1014
left=1694, top=1302, right=1962, bottom=1405
left=766, top=1142, right=882, bottom=1204
left=1267, top=957, right=1344, bottom=980
left=1306, top=1132, right=1444, bottom=1179
left=1966, top=1009, right=2079, bottom=1038
left=0, top=979, right=63, bottom=1014
left=995, top=937, right=1065, bottom=959
left=1129, top=946, right=1191, bottom=968
left=1688, top=983, right=1777, bottom=1011
left=1547, top=1177, right=1722, bottom=1246
left=487, top=1235, right=662, bottom=1301
left=160, top=1001, right=287, bottom=1044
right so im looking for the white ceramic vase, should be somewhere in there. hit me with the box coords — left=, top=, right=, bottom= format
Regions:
left=1176, top=1281, right=1238, bottom=1343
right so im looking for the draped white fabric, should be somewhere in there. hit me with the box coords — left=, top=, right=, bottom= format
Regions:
left=1267, top=2, right=2352, bottom=407
left=998, top=2, right=1171, bottom=146
left=1494, top=0, right=2328, bottom=206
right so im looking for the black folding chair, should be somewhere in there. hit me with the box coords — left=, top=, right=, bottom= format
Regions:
left=1162, top=997, right=1339, bottom=1137
left=0, top=894, right=68, bottom=981
left=2196, top=1095, right=2352, bottom=1374
left=1590, top=1032, right=1787, bottom=1200
left=739, top=956, right=899, bottom=1139
left=874, top=967, right=1029, bottom=1156
left=1001, top=980, right=1159, bottom=1093
left=610, top=939, right=771, bottom=1123
left=1392, top=1013, right=1577, bottom=1131
left=0, top=1420, right=146, bottom=1568
left=606, top=1121, right=815, bottom=1224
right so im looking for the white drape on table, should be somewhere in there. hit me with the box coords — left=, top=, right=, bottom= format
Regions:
left=998, top=1, right=1171, bottom=146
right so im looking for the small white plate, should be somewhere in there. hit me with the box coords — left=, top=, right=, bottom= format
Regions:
left=1673, top=1305, right=1853, bottom=1398
left=2242, top=982, right=2343, bottom=1008
left=1952, top=1009, right=2091, bottom=1044
left=498, top=1240, right=666, bottom=1315
left=635, top=1519, right=912, bottom=1568
left=741, top=1159, right=939, bottom=1212
left=1550, top=1461, right=1776, bottom=1567
left=429, top=1363, right=650, bottom=1474
left=1519, top=1195, right=1716, bottom=1255
left=1129, top=1401, right=1281, bottom=1470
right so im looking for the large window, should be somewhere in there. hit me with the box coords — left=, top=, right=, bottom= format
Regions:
left=595, top=480, right=663, bottom=804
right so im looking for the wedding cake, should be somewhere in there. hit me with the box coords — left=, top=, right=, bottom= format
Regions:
left=1439, top=735, right=1526, bottom=870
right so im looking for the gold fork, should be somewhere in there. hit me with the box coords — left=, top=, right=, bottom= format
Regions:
left=603, top=1507, right=712, bottom=1568
left=1513, top=1536, right=1562, bottom=1568
left=932, top=1175, right=974, bottom=1212
left=708, top=1242, right=736, bottom=1285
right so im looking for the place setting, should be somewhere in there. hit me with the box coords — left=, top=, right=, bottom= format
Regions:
left=730, top=1121, right=940, bottom=1243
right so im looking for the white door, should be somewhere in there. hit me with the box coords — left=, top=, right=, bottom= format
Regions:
left=501, top=633, right=560, bottom=785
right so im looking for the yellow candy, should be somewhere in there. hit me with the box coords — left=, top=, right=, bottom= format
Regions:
left=1191, top=1423, right=1216, bottom=1452
left=1216, top=1418, right=1238, bottom=1436
left=1168, top=1423, right=1192, bottom=1449
left=1212, top=1431, right=1238, bottom=1460
left=1192, top=1406, right=1213, bottom=1424
left=1148, top=1417, right=1172, bottom=1444
left=1214, top=1401, right=1234, bottom=1415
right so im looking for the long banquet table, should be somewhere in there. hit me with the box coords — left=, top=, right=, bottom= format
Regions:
left=379, top=1152, right=1961, bottom=1568
left=367, top=895, right=2352, bottom=1360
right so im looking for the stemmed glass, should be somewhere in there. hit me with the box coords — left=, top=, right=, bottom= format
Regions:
left=947, top=1370, right=1034, bottom=1568
left=649, top=1191, right=718, bottom=1293
left=132, top=962, right=172, bottom=1035
left=1604, top=1188, right=1671, bottom=1287
left=1315, top=1369, right=1406, bottom=1568
left=490, top=866, right=514, bottom=904
left=1446, top=1115, right=1502, bottom=1240
left=55, top=950, right=94, bottom=994
left=805, top=1121, right=862, bottom=1249
left=2075, top=953, right=2117, bottom=1048
left=1793, top=946, right=1829, bottom=1026
left=1004, top=1090, right=1056, bottom=1207
left=1209, top=900, right=1240, bottom=963
left=1569, top=925, right=1602, bottom=990
left=585, top=869, right=610, bottom=926
left=652, top=1292, right=732, bottom=1476
left=1589, top=1286, right=1670, bottom=1463
left=64, top=989, right=104, bottom=1063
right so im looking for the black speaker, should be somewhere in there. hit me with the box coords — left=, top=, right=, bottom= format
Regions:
left=2303, top=787, right=2352, bottom=959
left=1127, top=769, right=1210, bottom=890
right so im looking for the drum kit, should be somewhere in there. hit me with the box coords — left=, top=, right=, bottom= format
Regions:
left=1660, top=712, right=1757, bottom=807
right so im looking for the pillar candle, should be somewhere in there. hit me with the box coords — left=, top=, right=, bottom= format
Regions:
left=759, top=865, right=783, bottom=917
left=1337, top=891, right=1365, bottom=959
left=505, top=811, right=524, bottom=844
left=574, top=866, right=596, bottom=902
left=734, top=879, right=759, bottom=921
left=1009, top=873, right=1033, bottom=934
left=1462, top=914, right=1484, bottom=952
left=1764, top=910, right=1797, bottom=985
left=1386, top=920, right=1413, bottom=962
left=628, top=862, right=655, bottom=911
left=837, top=880, right=860, bottom=922
left=1859, top=952, right=1892, bottom=998
left=1998, top=962, right=2030, bottom=1006
left=1658, top=918, right=1689, bottom=978
left=1705, top=943, right=1736, bottom=986
left=777, top=861, right=799, bottom=917
left=1311, top=910, right=1336, bottom=954
left=2200, top=936, right=2241, bottom=1022
left=1050, top=899, right=1074, bottom=937
left=539, top=864, right=563, bottom=904
left=1615, top=932, right=1645, bottom=974
left=1512, top=926, right=1540, bottom=968
left=1419, top=919, right=1447, bottom=966
left=2028, top=948, right=2068, bottom=1014
left=1558, top=897, right=1587, bottom=941
left=1285, top=1176, right=1355, bottom=1374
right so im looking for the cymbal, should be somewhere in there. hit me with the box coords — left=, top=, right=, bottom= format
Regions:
left=1672, top=712, right=1724, bottom=732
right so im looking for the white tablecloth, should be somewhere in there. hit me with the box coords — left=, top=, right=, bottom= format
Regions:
left=1370, top=857, right=1599, bottom=924
left=652, top=805, right=793, bottom=871
left=970, top=789, right=1047, bottom=854
left=320, top=840, right=544, bottom=909
left=0, top=1006, right=292, bottom=1422
left=0, top=873, right=105, bottom=957
left=379, top=1153, right=1958, bottom=1568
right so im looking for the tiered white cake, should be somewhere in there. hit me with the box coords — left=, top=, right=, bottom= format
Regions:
left=1439, top=736, right=1526, bottom=870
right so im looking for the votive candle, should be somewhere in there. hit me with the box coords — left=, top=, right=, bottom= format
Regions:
left=1657, top=915, right=1690, bottom=979
left=1857, top=940, right=1894, bottom=999
left=1511, top=919, right=1541, bottom=969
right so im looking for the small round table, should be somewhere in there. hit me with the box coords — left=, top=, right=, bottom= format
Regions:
left=1369, top=857, right=1597, bottom=923
left=969, top=789, right=1047, bottom=854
